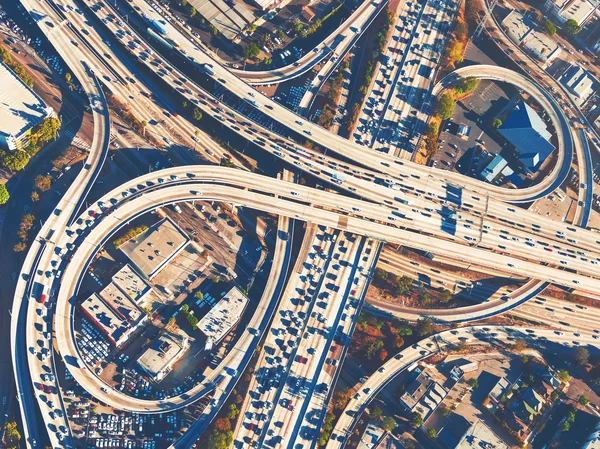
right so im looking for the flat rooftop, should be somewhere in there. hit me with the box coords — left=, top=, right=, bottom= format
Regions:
left=456, top=420, right=508, bottom=449
left=0, top=61, right=51, bottom=139
left=138, top=332, right=187, bottom=379
left=98, top=282, right=145, bottom=324
left=81, top=293, right=130, bottom=345
left=111, top=264, right=152, bottom=303
left=197, top=286, right=249, bottom=344
left=120, top=217, right=190, bottom=279
left=502, top=9, right=533, bottom=42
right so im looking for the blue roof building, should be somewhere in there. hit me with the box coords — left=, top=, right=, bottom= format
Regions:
left=499, top=102, right=556, bottom=174
left=480, top=154, right=508, bottom=183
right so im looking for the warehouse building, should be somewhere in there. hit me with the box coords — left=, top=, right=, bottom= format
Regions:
left=120, top=217, right=190, bottom=280
left=80, top=293, right=140, bottom=347
left=111, top=264, right=153, bottom=304
left=0, top=61, right=54, bottom=151
left=197, top=286, right=249, bottom=351
left=501, top=10, right=561, bottom=66
left=559, top=64, right=599, bottom=106
left=138, top=332, right=189, bottom=382
left=499, top=101, right=556, bottom=175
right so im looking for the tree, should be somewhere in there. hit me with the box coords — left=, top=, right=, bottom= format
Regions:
left=264, top=57, right=272, bottom=66
left=141, top=120, right=147, bottom=136
left=244, top=43, right=260, bottom=60
left=167, top=317, right=176, bottom=327
left=209, top=24, right=219, bottom=35
left=551, top=390, right=559, bottom=401
left=574, top=347, right=589, bottom=365
left=440, top=289, right=453, bottom=303
left=226, top=404, right=239, bottom=419
left=468, top=378, right=479, bottom=389
left=31, top=191, right=39, bottom=202
left=561, top=421, right=571, bottom=432
left=333, top=388, right=352, bottom=410
left=557, top=369, right=571, bottom=383
left=381, top=416, right=397, bottom=432
left=492, top=118, right=503, bottom=128
left=544, top=20, right=557, bottom=36
left=190, top=6, right=197, bottom=17
left=207, top=430, right=233, bottom=449
left=370, top=406, right=383, bottom=421
left=513, top=339, right=527, bottom=352
left=13, top=242, right=27, bottom=252
left=454, top=76, right=479, bottom=94
left=416, top=318, right=434, bottom=336
left=65, top=72, right=72, bottom=84
left=195, top=291, right=204, bottom=300
left=4, top=421, right=21, bottom=447
left=276, top=29, right=285, bottom=40
left=578, top=395, right=590, bottom=407
left=565, top=19, right=581, bottom=34
left=0, top=184, right=9, bottom=205
left=214, top=417, right=231, bottom=432
left=2, top=150, right=30, bottom=172
left=193, top=108, right=203, bottom=122
left=410, top=412, right=423, bottom=428
left=181, top=0, right=187, bottom=5
left=436, top=92, right=456, bottom=120
left=427, top=428, right=438, bottom=439
left=366, top=340, right=384, bottom=360
left=440, top=405, right=451, bottom=416
left=34, top=174, right=52, bottom=192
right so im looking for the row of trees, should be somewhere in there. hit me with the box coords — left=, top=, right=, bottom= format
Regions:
left=112, top=225, right=148, bottom=249
left=317, top=62, right=349, bottom=129
left=0, top=44, right=34, bottom=88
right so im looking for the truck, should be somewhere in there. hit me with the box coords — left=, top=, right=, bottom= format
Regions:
left=150, top=19, right=168, bottom=36
left=394, top=196, right=410, bottom=205
left=173, top=204, right=182, bottom=214
left=200, top=63, right=215, bottom=76
left=32, top=282, right=49, bottom=304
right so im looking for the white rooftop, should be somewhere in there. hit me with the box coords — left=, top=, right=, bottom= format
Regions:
left=0, top=61, right=51, bottom=139
left=197, top=286, right=248, bottom=344
left=98, top=282, right=145, bottom=324
left=456, top=420, right=508, bottom=449
left=560, top=0, right=596, bottom=24
left=111, top=264, right=152, bottom=303
left=138, top=332, right=187, bottom=380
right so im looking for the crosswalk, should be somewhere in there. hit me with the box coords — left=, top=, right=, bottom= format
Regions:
left=63, top=128, right=91, bottom=151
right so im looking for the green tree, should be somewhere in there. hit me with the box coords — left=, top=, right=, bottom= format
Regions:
left=366, top=340, right=384, bottom=360
left=416, top=318, right=434, bottom=336
left=492, top=118, right=503, bottom=128
left=0, top=184, right=9, bottom=205
left=544, top=20, right=557, bottom=36
left=226, top=403, right=239, bottom=419
left=244, top=43, right=260, bottom=60
left=193, top=108, right=203, bottom=122
left=454, top=76, right=479, bottom=94
left=381, top=416, right=396, bottom=432
left=575, top=347, right=589, bottom=365
left=440, top=289, right=453, bottom=303
left=427, top=428, right=438, bottom=439
left=65, top=72, right=72, bottom=84
left=371, top=406, right=383, bottom=421
left=276, top=29, right=285, bottom=40
left=579, top=395, right=590, bottom=407
left=436, top=92, right=456, bottom=120
left=190, top=6, right=197, bottom=17
left=181, top=0, right=187, bottom=5
left=551, top=390, right=559, bottom=401
left=195, top=291, right=204, bottom=300
left=561, top=421, right=571, bottom=432
left=557, top=369, right=571, bottom=383
left=209, top=24, right=219, bottom=35
left=207, top=430, right=233, bottom=449
left=264, top=57, right=272, bottom=66
left=565, top=19, right=581, bottom=34
left=2, top=150, right=30, bottom=172
left=4, top=421, right=21, bottom=447
left=468, top=378, right=479, bottom=389
left=167, top=317, right=176, bottom=327
left=410, top=412, right=423, bottom=428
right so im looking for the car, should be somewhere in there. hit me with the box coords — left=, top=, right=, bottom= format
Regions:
left=291, top=191, right=299, bottom=196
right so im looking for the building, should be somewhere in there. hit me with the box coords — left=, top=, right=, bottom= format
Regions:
left=560, top=64, right=599, bottom=106
left=499, top=101, right=556, bottom=174
left=544, top=0, right=597, bottom=25
left=138, top=332, right=189, bottom=382
left=0, top=61, right=53, bottom=151
left=522, top=387, right=545, bottom=412
left=253, top=0, right=278, bottom=10
left=357, top=421, right=387, bottom=449
left=111, top=264, right=152, bottom=304
left=480, top=154, right=509, bottom=183
left=581, top=422, right=600, bottom=449
left=488, top=377, right=511, bottom=403
left=189, top=0, right=255, bottom=40
left=98, top=282, right=146, bottom=327
left=80, top=293, right=138, bottom=347
left=400, top=369, right=449, bottom=421
left=120, top=217, right=190, bottom=280
left=301, top=6, right=316, bottom=22
left=454, top=420, right=508, bottom=449
left=197, top=286, right=249, bottom=350
left=501, top=10, right=561, bottom=65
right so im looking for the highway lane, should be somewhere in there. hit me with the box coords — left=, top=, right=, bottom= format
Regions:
left=99, top=0, right=575, bottom=203
left=326, top=325, right=600, bottom=448
left=135, top=0, right=387, bottom=86
left=10, top=27, right=111, bottom=449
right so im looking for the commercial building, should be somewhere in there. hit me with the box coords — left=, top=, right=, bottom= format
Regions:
left=501, top=10, right=561, bottom=65
left=454, top=420, right=508, bottom=449
left=138, top=332, right=189, bottom=382
left=80, top=293, right=138, bottom=347
left=111, top=264, right=153, bottom=304
left=190, top=0, right=255, bottom=39
left=499, top=101, right=556, bottom=174
left=400, top=368, right=449, bottom=421
left=582, top=422, right=600, bottom=449
left=197, top=286, right=249, bottom=350
left=544, top=0, right=597, bottom=25
left=98, top=282, right=146, bottom=327
left=480, top=154, right=508, bottom=183
left=120, top=217, right=190, bottom=280
left=0, top=61, right=54, bottom=151
left=559, top=64, right=599, bottom=106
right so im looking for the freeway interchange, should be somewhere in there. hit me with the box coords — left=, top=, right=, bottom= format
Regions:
left=8, top=0, right=600, bottom=447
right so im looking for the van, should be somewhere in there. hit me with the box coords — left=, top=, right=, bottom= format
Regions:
left=173, top=204, right=182, bottom=213
left=163, top=287, right=173, bottom=295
